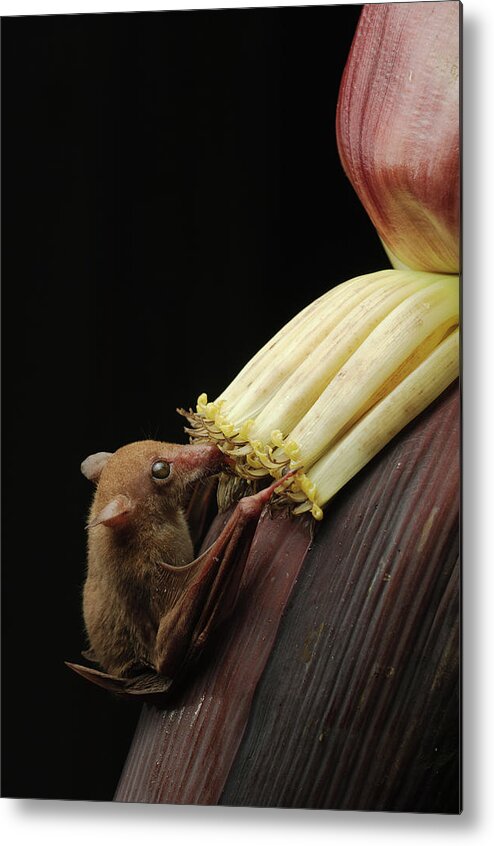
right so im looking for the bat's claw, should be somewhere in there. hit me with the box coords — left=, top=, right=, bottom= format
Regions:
left=245, top=469, right=298, bottom=512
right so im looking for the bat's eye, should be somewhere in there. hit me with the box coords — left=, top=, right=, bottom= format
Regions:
left=151, top=460, right=171, bottom=480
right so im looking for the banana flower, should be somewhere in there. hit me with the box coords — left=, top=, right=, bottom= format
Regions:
left=182, top=2, right=460, bottom=520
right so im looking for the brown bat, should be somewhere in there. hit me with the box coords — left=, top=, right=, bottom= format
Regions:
left=66, top=439, right=293, bottom=700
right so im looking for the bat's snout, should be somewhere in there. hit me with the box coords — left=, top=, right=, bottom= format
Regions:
left=179, top=443, right=228, bottom=479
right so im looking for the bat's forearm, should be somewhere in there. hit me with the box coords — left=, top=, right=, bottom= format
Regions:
left=154, top=476, right=294, bottom=678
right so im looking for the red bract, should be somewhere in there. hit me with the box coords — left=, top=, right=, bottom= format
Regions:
left=336, top=2, right=460, bottom=273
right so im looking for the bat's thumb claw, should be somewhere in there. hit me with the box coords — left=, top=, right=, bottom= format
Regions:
left=248, top=469, right=299, bottom=510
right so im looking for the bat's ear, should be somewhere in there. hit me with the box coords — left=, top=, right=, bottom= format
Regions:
left=81, top=451, right=113, bottom=483
left=87, top=494, right=134, bottom=529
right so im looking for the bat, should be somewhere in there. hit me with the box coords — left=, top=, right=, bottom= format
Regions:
left=66, top=439, right=293, bottom=700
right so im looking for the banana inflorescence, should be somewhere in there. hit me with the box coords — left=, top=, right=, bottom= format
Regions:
left=183, top=269, right=459, bottom=519
left=182, top=2, right=460, bottom=521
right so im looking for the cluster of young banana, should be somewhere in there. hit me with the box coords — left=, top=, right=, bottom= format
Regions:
left=183, top=268, right=459, bottom=519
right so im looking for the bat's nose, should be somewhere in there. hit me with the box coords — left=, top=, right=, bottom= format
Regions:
left=180, top=443, right=227, bottom=475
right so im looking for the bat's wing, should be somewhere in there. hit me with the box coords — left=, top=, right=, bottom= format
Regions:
left=154, top=473, right=296, bottom=679
left=184, top=475, right=219, bottom=550
left=65, top=661, right=174, bottom=700
left=80, top=648, right=98, bottom=664
left=68, top=474, right=296, bottom=700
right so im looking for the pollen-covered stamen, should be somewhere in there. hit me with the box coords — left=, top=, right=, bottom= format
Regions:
left=250, top=441, right=286, bottom=474
left=276, top=472, right=324, bottom=521
left=236, top=465, right=274, bottom=480
left=226, top=443, right=254, bottom=457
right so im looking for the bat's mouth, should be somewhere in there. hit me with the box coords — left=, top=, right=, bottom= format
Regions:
left=177, top=443, right=229, bottom=483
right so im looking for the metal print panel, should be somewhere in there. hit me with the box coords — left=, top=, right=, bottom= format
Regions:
left=1, top=1, right=461, bottom=812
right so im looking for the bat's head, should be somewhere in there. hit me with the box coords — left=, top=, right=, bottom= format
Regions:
left=81, top=440, right=226, bottom=530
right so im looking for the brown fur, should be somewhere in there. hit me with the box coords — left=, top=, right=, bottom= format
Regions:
left=82, top=440, right=224, bottom=677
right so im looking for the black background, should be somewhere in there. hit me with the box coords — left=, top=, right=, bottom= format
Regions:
left=1, top=3, right=389, bottom=802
